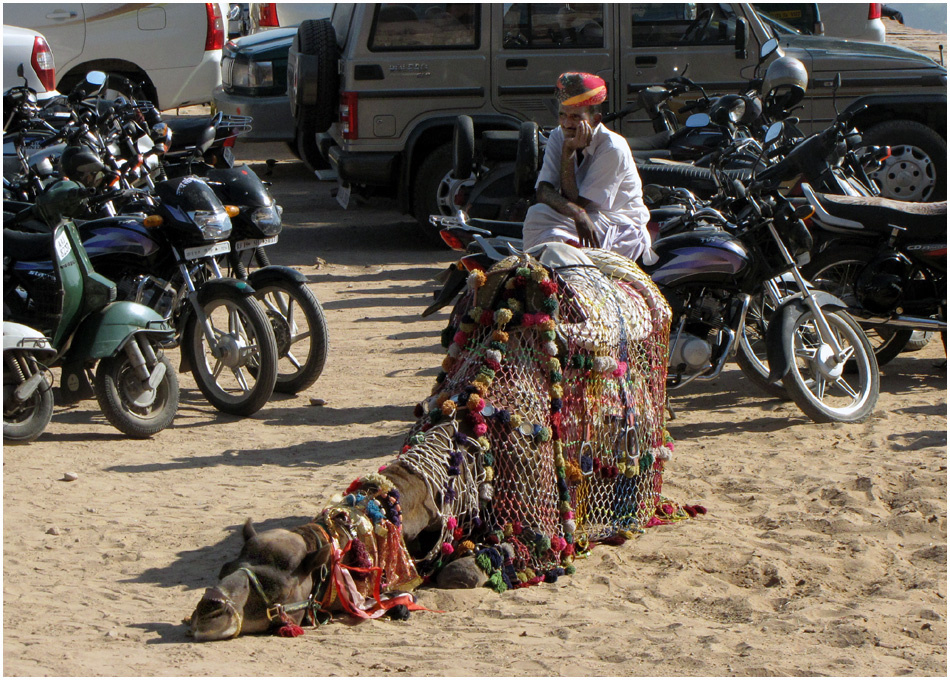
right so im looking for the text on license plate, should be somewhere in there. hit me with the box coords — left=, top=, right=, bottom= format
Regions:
left=184, top=241, right=231, bottom=260
left=234, top=235, right=278, bottom=251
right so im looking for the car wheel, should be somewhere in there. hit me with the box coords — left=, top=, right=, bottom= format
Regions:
left=862, top=119, right=947, bottom=202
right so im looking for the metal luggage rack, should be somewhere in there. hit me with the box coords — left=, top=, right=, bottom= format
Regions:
left=213, top=114, right=253, bottom=142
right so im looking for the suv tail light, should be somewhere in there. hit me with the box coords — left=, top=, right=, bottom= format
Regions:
left=868, top=3, right=882, bottom=20
left=31, top=36, right=56, bottom=91
left=340, top=92, right=359, bottom=140
left=205, top=3, right=225, bottom=51
left=259, top=3, right=279, bottom=27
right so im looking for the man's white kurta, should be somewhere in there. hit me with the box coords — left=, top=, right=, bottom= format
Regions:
left=523, top=122, right=653, bottom=262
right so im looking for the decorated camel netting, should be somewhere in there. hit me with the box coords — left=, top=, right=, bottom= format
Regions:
left=396, top=247, right=680, bottom=590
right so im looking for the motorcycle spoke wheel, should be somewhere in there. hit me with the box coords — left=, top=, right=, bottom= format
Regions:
left=804, top=249, right=912, bottom=367
left=735, top=289, right=789, bottom=400
left=94, top=350, right=178, bottom=438
left=3, top=368, right=54, bottom=443
left=782, top=310, right=879, bottom=423
left=255, top=280, right=329, bottom=394
left=186, top=295, right=277, bottom=416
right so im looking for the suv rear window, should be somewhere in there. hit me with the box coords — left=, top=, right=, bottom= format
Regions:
left=502, top=3, right=605, bottom=49
left=368, top=3, right=479, bottom=50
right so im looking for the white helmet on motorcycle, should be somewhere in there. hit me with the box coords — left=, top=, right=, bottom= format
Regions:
left=762, top=56, right=808, bottom=116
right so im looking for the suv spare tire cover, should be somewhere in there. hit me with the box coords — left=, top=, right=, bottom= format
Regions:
left=292, top=18, right=340, bottom=134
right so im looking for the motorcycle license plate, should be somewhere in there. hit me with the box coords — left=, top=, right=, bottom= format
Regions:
left=336, top=181, right=351, bottom=210
left=184, top=241, right=230, bottom=261
left=234, top=235, right=278, bottom=251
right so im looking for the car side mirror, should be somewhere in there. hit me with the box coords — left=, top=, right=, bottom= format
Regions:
left=735, top=18, right=747, bottom=59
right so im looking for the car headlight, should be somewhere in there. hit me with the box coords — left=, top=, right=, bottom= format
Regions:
left=228, top=59, right=275, bottom=88
left=250, top=203, right=283, bottom=235
left=192, top=208, right=232, bottom=240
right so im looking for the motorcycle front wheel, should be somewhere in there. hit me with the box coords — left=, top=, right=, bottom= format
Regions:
left=95, top=346, right=179, bottom=438
left=254, top=279, right=329, bottom=394
left=735, top=289, right=790, bottom=400
left=184, top=292, right=277, bottom=416
left=3, top=364, right=54, bottom=443
left=781, top=308, right=879, bottom=424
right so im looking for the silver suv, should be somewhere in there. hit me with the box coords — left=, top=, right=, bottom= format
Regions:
left=288, top=3, right=946, bottom=233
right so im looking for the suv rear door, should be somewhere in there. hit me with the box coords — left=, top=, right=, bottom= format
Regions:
left=4, top=4, right=85, bottom=72
left=490, top=3, right=614, bottom=128
left=344, top=3, right=489, bottom=148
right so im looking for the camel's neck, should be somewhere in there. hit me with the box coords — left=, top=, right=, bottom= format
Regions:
left=291, top=520, right=329, bottom=552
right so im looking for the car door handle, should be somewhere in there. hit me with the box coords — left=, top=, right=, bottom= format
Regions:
left=506, top=59, right=528, bottom=70
left=635, top=56, right=658, bottom=67
left=45, top=10, right=78, bottom=19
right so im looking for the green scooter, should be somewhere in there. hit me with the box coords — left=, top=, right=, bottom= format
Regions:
left=3, top=181, right=179, bottom=438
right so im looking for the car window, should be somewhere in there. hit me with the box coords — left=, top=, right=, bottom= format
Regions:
left=755, top=10, right=800, bottom=36
left=631, top=3, right=739, bottom=46
left=502, top=3, right=605, bottom=49
left=368, top=3, right=478, bottom=50
left=332, top=4, right=356, bottom=47
left=753, top=3, right=819, bottom=35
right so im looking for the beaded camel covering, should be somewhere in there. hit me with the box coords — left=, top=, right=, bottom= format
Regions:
left=390, top=246, right=678, bottom=590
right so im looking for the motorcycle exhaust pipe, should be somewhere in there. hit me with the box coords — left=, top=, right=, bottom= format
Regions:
left=857, top=314, right=946, bottom=331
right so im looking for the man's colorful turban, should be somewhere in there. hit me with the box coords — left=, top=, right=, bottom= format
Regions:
left=555, top=72, right=607, bottom=107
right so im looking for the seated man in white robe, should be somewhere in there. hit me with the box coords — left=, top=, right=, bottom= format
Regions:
left=523, top=72, right=655, bottom=264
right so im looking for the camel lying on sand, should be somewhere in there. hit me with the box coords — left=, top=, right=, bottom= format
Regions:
left=190, top=247, right=679, bottom=640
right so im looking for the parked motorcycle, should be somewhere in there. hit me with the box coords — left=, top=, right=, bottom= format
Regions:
left=75, top=175, right=279, bottom=416
left=3, top=180, right=179, bottom=437
left=3, top=321, right=56, bottom=442
left=426, top=130, right=882, bottom=424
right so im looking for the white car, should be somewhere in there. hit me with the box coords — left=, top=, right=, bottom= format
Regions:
left=247, top=3, right=334, bottom=33
left=2, top=25, right=57, bottom=99
left=3, top=3, right=229, bottom=110
left=818, top=3, right=886, bottom=42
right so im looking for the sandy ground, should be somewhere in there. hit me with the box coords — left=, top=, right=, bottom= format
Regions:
left=3, top=20, right=947, bottom=677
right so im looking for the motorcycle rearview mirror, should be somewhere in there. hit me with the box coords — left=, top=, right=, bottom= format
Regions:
left=685, top=113, right=711, bottom=128
left=765, top=121, right=784, bottom=145
left=17, top=63, right=27, bottom=87
left=760, top=38, right=779, bottom=62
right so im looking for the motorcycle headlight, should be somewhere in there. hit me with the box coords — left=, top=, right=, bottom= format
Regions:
left=728, top=99, right=747, bottom=123
left=192, top=208, right=232, bottom=241
left=250, top=203, right=283, bottom=236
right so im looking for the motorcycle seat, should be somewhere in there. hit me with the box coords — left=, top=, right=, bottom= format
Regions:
left=626, top=129, right=672, bottom=152
left=3, top=227, right=52, bottom=261
left=812, top=191, right=948, bottom=241
left=635, top=161, right=752, bottom=197
left=165, top=117, right=216, bottom=153
left=466, top=216, right=523, bottom=239
left=481, top=130, right=519, bottom=161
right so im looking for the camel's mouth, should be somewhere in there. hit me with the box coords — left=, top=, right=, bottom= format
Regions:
left=190, top=592, right=241, bottom=642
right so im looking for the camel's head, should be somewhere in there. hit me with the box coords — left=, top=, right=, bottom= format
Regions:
left=189, top=518, right=331, bottom=641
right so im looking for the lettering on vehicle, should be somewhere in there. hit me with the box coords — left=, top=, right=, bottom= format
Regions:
left=389, top=63, right=431, bottom=77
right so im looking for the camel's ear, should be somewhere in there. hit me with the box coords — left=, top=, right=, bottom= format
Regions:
left=242, top=518, right=256, bottom=542
left=298, top=542, right=333, bottom=577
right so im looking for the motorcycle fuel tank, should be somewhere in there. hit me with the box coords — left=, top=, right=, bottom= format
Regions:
left=77, top=217, right=161, bottom=264
left=645, top=228, right=753, bottom=287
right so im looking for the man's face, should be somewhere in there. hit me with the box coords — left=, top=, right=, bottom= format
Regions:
left=558, top=104, right=600, bottom=137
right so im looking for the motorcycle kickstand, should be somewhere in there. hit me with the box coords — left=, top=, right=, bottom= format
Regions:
left=665, top=394, right=677, bottom=421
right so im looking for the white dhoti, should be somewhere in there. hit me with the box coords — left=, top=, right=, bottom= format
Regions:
left=522, top=203, right=655, bottom=264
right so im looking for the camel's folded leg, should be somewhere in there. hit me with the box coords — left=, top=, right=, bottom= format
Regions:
left=435, top=556, right=488, bottom=589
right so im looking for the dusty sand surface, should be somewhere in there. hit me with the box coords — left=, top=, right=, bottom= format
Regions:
left=3, top=23, right=947, bottom=677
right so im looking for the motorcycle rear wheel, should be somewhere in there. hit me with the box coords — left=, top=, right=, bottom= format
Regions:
left=3, top=367, right=54, bottom=443
left=185, top=293, right=277, bottom=416
left=803, top=247, right=913, bottom=367
left=94, top=348, right=178, bottom=438
left=254, top=279, right=329, bottom=394
left=782, top=309, right=879, bottom=424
